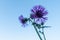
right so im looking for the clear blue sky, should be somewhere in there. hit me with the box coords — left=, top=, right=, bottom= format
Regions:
left=0, top=0, right=60, bottom=40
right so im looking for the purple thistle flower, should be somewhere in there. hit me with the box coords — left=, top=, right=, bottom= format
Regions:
left=19, top=15, right=28, bottom=25
left=30, top=5, right=48, bottom=24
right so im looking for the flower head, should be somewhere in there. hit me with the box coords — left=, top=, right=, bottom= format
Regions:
left=30, top=5, right=48, bottom=24
left=19, top=15, right=28, bottom=25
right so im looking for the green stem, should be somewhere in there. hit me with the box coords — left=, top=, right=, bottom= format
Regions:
left=42, top=28, right=46, bottom=40
left=34, top=25, right=42, bottom=40
left=29, top=18, right=43, bottom=40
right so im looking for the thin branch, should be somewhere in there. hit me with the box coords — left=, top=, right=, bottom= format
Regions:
left=33, top=25, right=42, bottom=40
left=42, top=28, right=46, bottom=40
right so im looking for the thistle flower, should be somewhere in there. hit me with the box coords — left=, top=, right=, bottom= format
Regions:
left=30, top=5, right=48, bottom=24
left=19, top=15, right=28, bottom=25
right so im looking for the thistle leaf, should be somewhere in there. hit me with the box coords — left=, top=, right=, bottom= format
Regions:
left=41, top=26, right=51, bottom=28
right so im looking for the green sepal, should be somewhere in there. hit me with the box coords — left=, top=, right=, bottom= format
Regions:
left=32, top=22, right=41, bottom=29
left=24, top=18, right=29, bottom=23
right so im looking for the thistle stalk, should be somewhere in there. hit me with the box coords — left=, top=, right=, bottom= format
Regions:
left=33, top=25, right=42, bottom=40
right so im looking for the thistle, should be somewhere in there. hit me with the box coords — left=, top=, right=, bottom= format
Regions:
left=19, top=5, right=50, bottom=40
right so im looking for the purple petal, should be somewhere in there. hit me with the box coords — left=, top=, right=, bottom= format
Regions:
left=43, top=11, right=48, bottom=16
left=31, top=9, right=36, bottom=13
left=19, top=15, right=24, bottom=20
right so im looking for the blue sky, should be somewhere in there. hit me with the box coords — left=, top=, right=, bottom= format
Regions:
left=0, top=0, right=60, bottom=40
